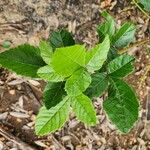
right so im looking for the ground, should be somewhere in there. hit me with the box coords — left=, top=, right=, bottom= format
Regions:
left=0, top=0, right=150, bottom=150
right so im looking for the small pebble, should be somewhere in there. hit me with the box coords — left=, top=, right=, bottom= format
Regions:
left=0, top=112, right=8, bottom=120
left=9, top=90, right=16, bottom=95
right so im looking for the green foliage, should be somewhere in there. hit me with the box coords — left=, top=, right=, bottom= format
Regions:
left=51, top=45, right=86, bottom=77
left=35, top=96, right=70, bottom=135
left=108, top=54, right=135, bottom=78
left=37, top=65, right=64, bottom=82
left=2, top=40, right=11, bottom=49
left=112, top=23, right=136, bottom=49
left=107, top=47, right=119, bottom=62
left=0, top=12, right=140, bottom=135
left=97, top=12, right=135, bottom=61
left=86, top=35, right=110, bottom=72
left=103, top=78, right=139, bottom=133
left=49, top=29, right=75, bottom=50
left=71, top=94, right=97, bottom=126
left=43, top=82, right=66, bottom=109
left=139, top=0, right=150, bottom=11
left=85, top=72, right=108, bottom=98
left=0, top=44, right=45, bottom=78
left=97, top=11, right=115, bottom=41
left=39, top=41, right=53, bottom=64
left=65, top=68, right=91, bottom=96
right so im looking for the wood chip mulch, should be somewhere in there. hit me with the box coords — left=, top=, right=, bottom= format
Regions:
left=0, top=0, right=150, bottom=149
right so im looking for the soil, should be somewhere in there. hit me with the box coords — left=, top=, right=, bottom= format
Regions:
left=0, top=0, right=150, bottom=150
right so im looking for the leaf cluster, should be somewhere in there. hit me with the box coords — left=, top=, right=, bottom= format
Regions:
left=0, top=12, right=139, bottom=135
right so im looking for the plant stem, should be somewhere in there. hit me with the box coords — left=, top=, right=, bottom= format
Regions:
left=132, top=0, right=150, bottom=19
left=118, top=38, right=150, bottom=54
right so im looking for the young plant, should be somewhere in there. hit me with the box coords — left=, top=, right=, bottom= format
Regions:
left=0, top=12, right=139, bottom=135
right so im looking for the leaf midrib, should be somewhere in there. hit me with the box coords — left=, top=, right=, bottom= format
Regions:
left=108, top=61, right=133, bottom=76
left=0, top=57, right=43, bottom=68
left=59, top=46, right=85, bottom=67
left=91, top=74, right=107, bottom=89
left=110, top=78, right=128, bottom=126
left=38, top=98, right=69, bottom=134
left=74, top=97, right=96, bottom=123
left=112, top=23, right=134, bottom=45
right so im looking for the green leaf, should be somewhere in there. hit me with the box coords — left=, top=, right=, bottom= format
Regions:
left=107, top=47, right=119, bottom=62
left=108, top=54, right=135, bottom=78
left=0, top=44, right=45, bottom=78
left=35, top=96, right=70, bottom=135
left=85, top=72, right=108, bottom=98
left=39, top=41, right=53, bottom=64
left=37, top=65, right=64, bottom=82
left=49, top=29, right=75, bottom=50
left=103, top=78, right=139, bottom=133
left=65, top=69, right=91, bottom=96
left=97, top=11, right=115, bottom=41
left=112, top=22, right=136, bottom=48
left=71, top=94, right=97, bottom=126
left=2, top=40, right=11, bottom=49
left=86, top=35, right=110, bottom=73
left=51, top=45, right=86, bottom=77
left=43, top=82, right=66, bottom=109
left=140, top=0, right=150, bottom=11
